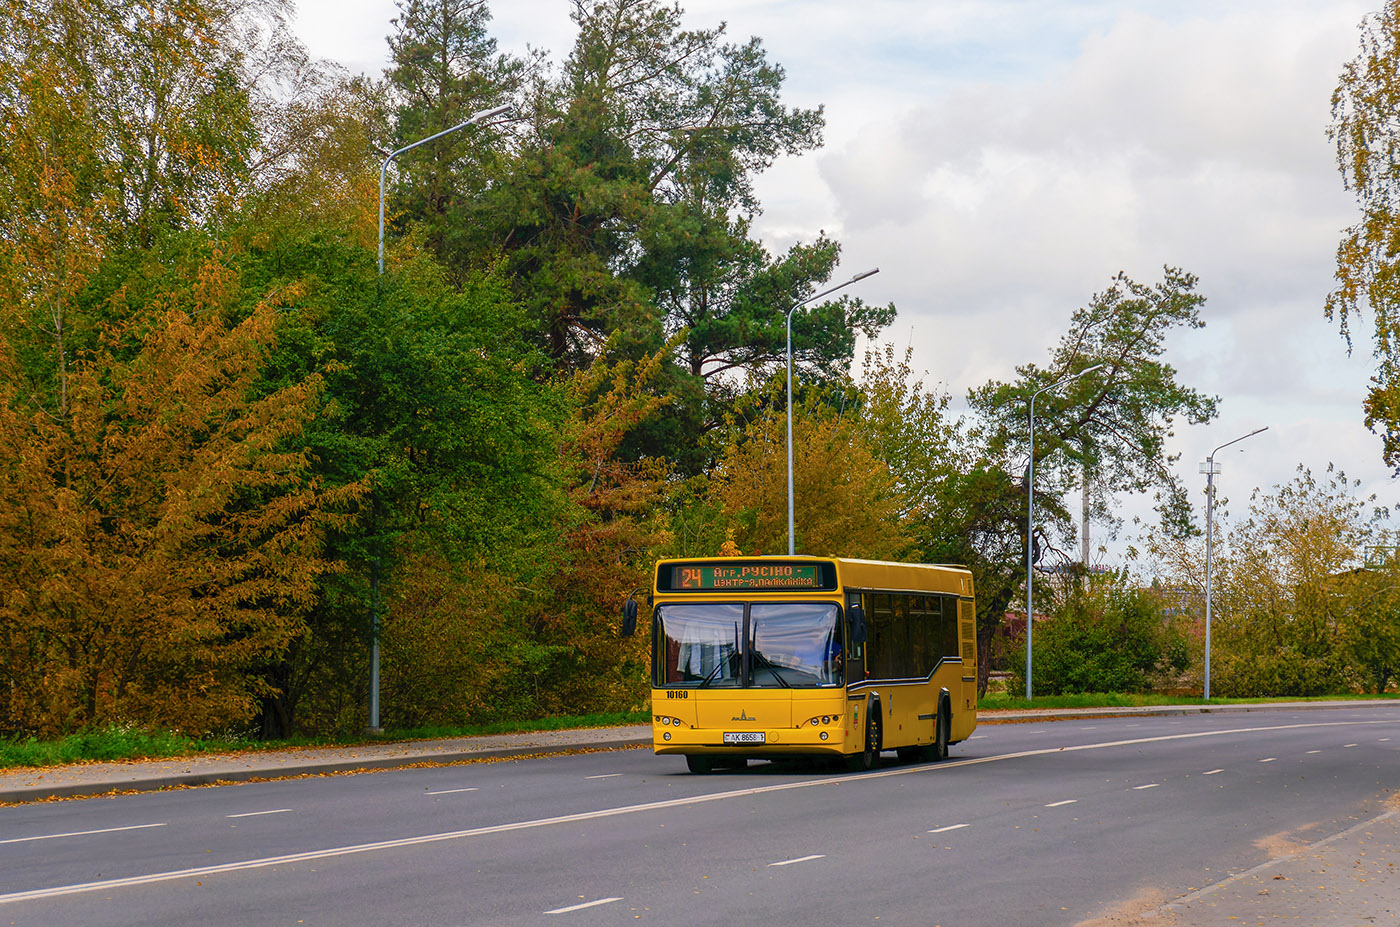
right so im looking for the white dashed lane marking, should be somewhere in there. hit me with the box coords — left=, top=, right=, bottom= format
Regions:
left=1132, top=783, right=1160, bottom=790
left=585, top=774, right=622, bottom=780
left=0, top=823, right=167, bottom=845
left=768, top=855, right=825, bottom=867
left=227, top=810, right=291, bottom=819
left=1204, top=769, right=1224, bottom=775
left=1258, top=758, right=1276, bottom=763
left=1044, top=800, right=1078, bottom=807
left=545, top=897, right=622, bottom=914
left=928, top=824, right=970, bottom=833
left=425, top=788, right=479, bottom=795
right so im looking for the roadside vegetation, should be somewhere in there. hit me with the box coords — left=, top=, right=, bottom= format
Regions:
left=0, top=712, right=651, bottom=770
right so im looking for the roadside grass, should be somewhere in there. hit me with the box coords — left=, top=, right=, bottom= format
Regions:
left=978, top=691, right=1399, bottom=711
left=0, top=711, right=651, bottom=770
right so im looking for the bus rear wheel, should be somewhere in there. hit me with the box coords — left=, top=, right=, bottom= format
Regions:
left=931, top=701, right=950, bottom=761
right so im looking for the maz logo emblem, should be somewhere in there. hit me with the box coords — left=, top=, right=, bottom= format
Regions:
left=732, top=709, right=755, bottom=722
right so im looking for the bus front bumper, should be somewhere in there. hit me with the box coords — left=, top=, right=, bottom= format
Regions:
left=652, top=726, right=850, bottom=757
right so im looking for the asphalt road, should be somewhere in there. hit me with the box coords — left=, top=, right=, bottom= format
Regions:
left=3, top=706, right=1398, bottom=926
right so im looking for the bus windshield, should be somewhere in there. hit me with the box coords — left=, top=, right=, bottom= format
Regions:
left=655, top=602, right=842, bottom=688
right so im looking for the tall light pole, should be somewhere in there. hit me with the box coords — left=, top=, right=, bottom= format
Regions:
left=378, top=103, right=513, bottom=275
left=785, top=268, right=879, bottom=556
left=369, top=103, right=512, bottom=733
left=1025, top=363, right=1103, bottom=700
left=1201, top=426, right=1267, bottom=700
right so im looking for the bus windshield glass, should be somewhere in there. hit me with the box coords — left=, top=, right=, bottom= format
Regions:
left=751, top=603, right=842, bottom=688
left=655, top=602, right=842, bottom=688
left=657, top=603, right=743, bottom=687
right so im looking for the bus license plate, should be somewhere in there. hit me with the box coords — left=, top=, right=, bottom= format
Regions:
left=723, top=732, right=764, bottom=744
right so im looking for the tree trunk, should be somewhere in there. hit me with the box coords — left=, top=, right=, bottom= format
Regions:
left=1081, top=466, right=1091, bottom=564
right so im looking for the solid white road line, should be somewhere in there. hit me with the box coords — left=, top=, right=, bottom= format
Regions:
left=768, top=854, right=824, bottom=867
left=928, top=824, right=969, bottom=833
left=8, top=716, right=1400, bottom=905
left=1345, top=743, right=1358, bottom=748
left=1132, top=783, right=1160, bottom=790
left=425, top=788, right=479, bottom=795
left=1258, top=758, right=1276, bottom=763
left=1166, top=809, right=1400, bottom=911
left=226, top=810, right=291, bottom=818
left=585, top=774, right=622, bottom=780
left=0, top=823, right=166, bottom=845
left=1044, top=800, right=1078, bottom=808
left=545, top=897, right=622, bottom=914
left=1203, top=769, right=1224, bottom=775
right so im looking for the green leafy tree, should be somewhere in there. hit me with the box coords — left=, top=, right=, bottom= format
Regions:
left=242, top=237, right=565, bottom=734
left=1329, top=1, right=1400, bottom=468
left=382, top=0, right=527, bottom=276
left=970, top=268, right=1218, bottom=560
left=1335, top=555, right=1400, bottom=694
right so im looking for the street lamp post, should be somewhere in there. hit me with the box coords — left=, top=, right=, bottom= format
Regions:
left=1025, top=363, right=1103, bottom=700
left=1201, top=426, right=1267, bottom=700
left=369, top=103, right=512, bottom=732
left=378, top=103, right=513, bottom=275
left=785, top=268, right=880, bottom=556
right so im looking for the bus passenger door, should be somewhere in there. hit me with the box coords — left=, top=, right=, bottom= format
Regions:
left=845, top=592, right=867, bottom=681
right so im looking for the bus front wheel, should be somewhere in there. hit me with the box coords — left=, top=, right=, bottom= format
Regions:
left=686, top=755, right=713, bottom=775
left=850, top=708, right=881, bottom=772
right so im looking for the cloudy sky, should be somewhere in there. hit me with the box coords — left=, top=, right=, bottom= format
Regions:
left=292, top=0, right=1393, bottom=564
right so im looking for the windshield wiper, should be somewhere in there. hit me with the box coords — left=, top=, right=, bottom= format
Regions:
left=697, top=659, right=727, bottom=688
left=749, top=650, right=790, bottom=688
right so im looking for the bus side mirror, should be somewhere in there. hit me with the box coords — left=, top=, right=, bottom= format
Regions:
left=621, top=595, right=638, bottom=637
left=848, top=605, right=867, bottom=645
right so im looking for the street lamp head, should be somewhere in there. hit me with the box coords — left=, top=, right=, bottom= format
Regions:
left=851, top=267, right=880, bottom=282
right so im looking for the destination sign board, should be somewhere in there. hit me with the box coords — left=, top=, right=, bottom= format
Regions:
left=657, top=560, right=836, bottom=592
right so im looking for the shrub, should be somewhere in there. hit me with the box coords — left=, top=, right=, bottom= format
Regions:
left=1010, top=571, right=1189, bottom=695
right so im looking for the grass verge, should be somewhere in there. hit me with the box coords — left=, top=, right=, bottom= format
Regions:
left=0, top=711, right=651, bottom=770
left=978, top=692, right=1399, bottom=711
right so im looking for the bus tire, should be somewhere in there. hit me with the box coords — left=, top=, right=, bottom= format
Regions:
left=686, top=755, right=713, bottom=775
left=850, top=705, right=881, bottom=771
left=932, top=699, right=950, bottom=761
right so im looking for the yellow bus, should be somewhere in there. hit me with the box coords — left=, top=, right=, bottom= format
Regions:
left=640, top=556, right=977, bottom=773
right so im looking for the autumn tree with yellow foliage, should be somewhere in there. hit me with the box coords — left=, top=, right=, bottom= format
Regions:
left=0, top=266, right=361, bottom=736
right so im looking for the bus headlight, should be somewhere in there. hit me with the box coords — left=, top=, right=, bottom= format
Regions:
left=673, top=717, right=682, bottom=726
left=820, top=731, right=828, bottom=741
left=658, top=716, right=671, bottom=726
left=822, top=716, right=831, bottom=724
left=663, top=731, right=671, bottom=741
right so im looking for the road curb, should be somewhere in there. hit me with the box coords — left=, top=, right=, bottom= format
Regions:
left=0, top=735, right=653, bottom=804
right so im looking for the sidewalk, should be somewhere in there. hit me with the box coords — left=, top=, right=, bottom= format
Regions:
left=0, top=700, right=1390, bottom=805
left=1085, top=804, right=1400, bottom=926
left=0, top=724, right=651, bottom=804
